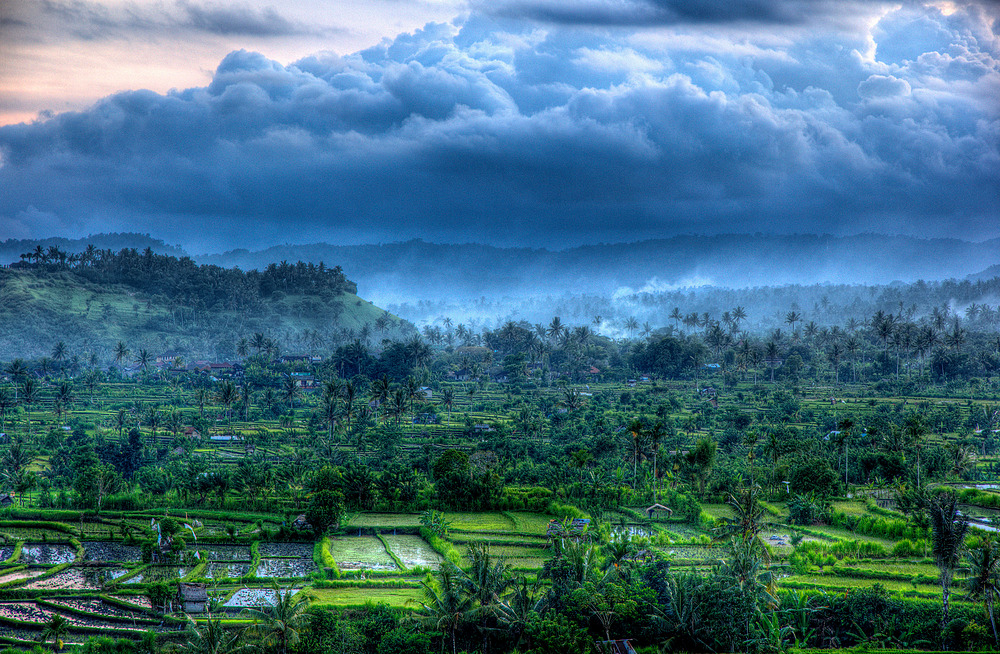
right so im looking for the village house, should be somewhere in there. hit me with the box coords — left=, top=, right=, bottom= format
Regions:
left=176, top=583, right=208, bottom=613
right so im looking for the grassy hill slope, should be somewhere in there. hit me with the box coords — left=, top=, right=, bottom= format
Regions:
left=0, top=268, right=407, bottom=361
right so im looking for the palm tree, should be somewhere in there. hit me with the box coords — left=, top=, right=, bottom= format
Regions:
left=732, top=305, right=747, bottom=329
left=51, top=341, right=68, bottom=376
left=342, top=380, right=357, bottom=433
left=40, top=614, right=70, bottom=648
left=627, top=419, right=645, bottom=482
left=624, top=316, right=639, bottom=338
left=370, top=374, right=391, bottom=422
left=0, top=387, right=12, bottom=434
left=177, top=613, right=247, bottom=654
left=827, top=342, right=843, bottom=384
left=241, top=583, right=311, bottom=654
left=714, top=484, right=766, bottom=551
left=904, top=414, right=928, bottom=487
left=669, top=307, right=683, bottom=330
left=134, top=348, right=151, bottom=372
left=965, top=536, right=1000, bottom=645
left=649, top=421, right=666, bottom=502
left=441, top=387, right=455, bottom=424
left=145, top=407, right=162, bottom=445
left=113, top=408, right=128, bottom=439
left=114, top=341, right=130, bottom=370
left=321, top=394, right=338, bottom=441
left=785, top=311, right=801, bottom=333
left=930, top=491, right=970, bottom=647
left=461, top=542, right=514, bottom=652
left=414, top=565, right=474, bottom=654
left=217, top=381, right=238, bottom=432
left=54, top=382, right=73, bottom=423
left=546, top=317, right=563, bottom=341
left=281, top=374, right=299, bottom=411
left=391, top=387, right=407, bottom=427
left=19, top=378, right=38, bottom=438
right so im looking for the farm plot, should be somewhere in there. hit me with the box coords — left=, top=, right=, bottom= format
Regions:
left=460, top=544, right=548, bottom=569
left=450, top=531, right=548, bottom=545
left=654, top=523, right=707, bottom=539
left=310, top=587, right=420, bottom=608
left=48, top=598, right=152, bottom=621
left=258, top=543, right=313, bottom=558
left=256, top=558, right=317, bottom=578
left=327, top=536, right=396, bottom=571
left=202, top=545, right=251, bottom=561
left=207, top=562, right=252, bottom=578
left=0, top=601, right=146, bottom=632
left=654, top=546, right=727, bottom=561
left=122, top=566, right=188, bottom=584
left=352, top=514, right=421, bottom=528
left=1, top=528, right=70, bottom=542
left=22, top=567, right=128, bottom=589
left=611, top=525, right=656, bottom=538
left=223, top=587, right=300, bottom=609
left=448, top=513, right=516, bottom=532
left=83, top=542, right=141, bottom=562
left=19, top=544, right=76, bottom=564
left=382, top=535, right=442, bottom=569
left=781, top=574, right=939, bottom=595
left=0, top=569, right=45, bottom=584
left=506, top=513, right=558, bottom=533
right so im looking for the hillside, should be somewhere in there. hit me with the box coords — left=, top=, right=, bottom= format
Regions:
left=968, top=263, right=1000, bottom=282
left=0, top=253, right=410, bottom=361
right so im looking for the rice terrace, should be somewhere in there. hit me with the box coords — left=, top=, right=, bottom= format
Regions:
left=0, top=244, right=999, bottom=654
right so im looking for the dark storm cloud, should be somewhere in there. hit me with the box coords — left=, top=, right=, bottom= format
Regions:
left=478, top=0, right=870, bottom=26
left=0, top=4, right=998, bottom=247
left=27, top=0, right=327, bottom=40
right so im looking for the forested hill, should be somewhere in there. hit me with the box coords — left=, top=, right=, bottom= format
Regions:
left=0, top=246, right=408, bottom=361
left=196, top=234, right=1000, bottom=302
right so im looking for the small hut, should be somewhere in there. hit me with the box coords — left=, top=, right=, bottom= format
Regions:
left=292, top=514, right=313, bottom=530
left=645, top=504, right=673, bottom=519
left=177, top=583, right=208, bottom=613
left=596, top=640, right=638, bottom=654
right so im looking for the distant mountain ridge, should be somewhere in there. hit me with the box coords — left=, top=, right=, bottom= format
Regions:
left=5, top=233, right=997, bottom=306
left=194, top=234, right=1000, bottom=303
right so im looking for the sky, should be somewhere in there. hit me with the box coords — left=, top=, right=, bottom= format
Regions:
left=0, top=0, right=998, bottom=252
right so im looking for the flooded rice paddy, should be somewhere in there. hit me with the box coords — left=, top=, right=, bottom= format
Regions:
left=82, top=542, right=142, bottom=562
left=382, top=535, right=442, bottom=569
left=20, top=544, right=76, bottom=564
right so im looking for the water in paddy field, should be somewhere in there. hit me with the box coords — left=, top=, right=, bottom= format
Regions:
left=255, top=558, right=318, bottom=577
left=82, top=542, right=142, bottom=562
left=19, top=544, right=75, bottom=564
left=223, top=587, right=298, bottom=609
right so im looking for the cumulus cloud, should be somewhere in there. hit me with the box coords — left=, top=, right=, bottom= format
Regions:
left=858, top=74, right=912, bottom=98
left=0, top=3, right=998, bottom=249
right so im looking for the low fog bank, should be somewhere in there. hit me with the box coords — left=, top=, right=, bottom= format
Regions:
left=388, top=277, right=1000, bottom=342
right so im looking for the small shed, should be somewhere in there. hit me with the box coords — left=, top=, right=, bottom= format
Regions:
left=292, top=514, right=312, bottom=530
left=177, top=583, right=208, bottom=613
left=0, top=494, right=13, bottom=507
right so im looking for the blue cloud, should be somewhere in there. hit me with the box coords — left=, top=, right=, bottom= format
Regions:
left=0, top=3, right=997, bottom=248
